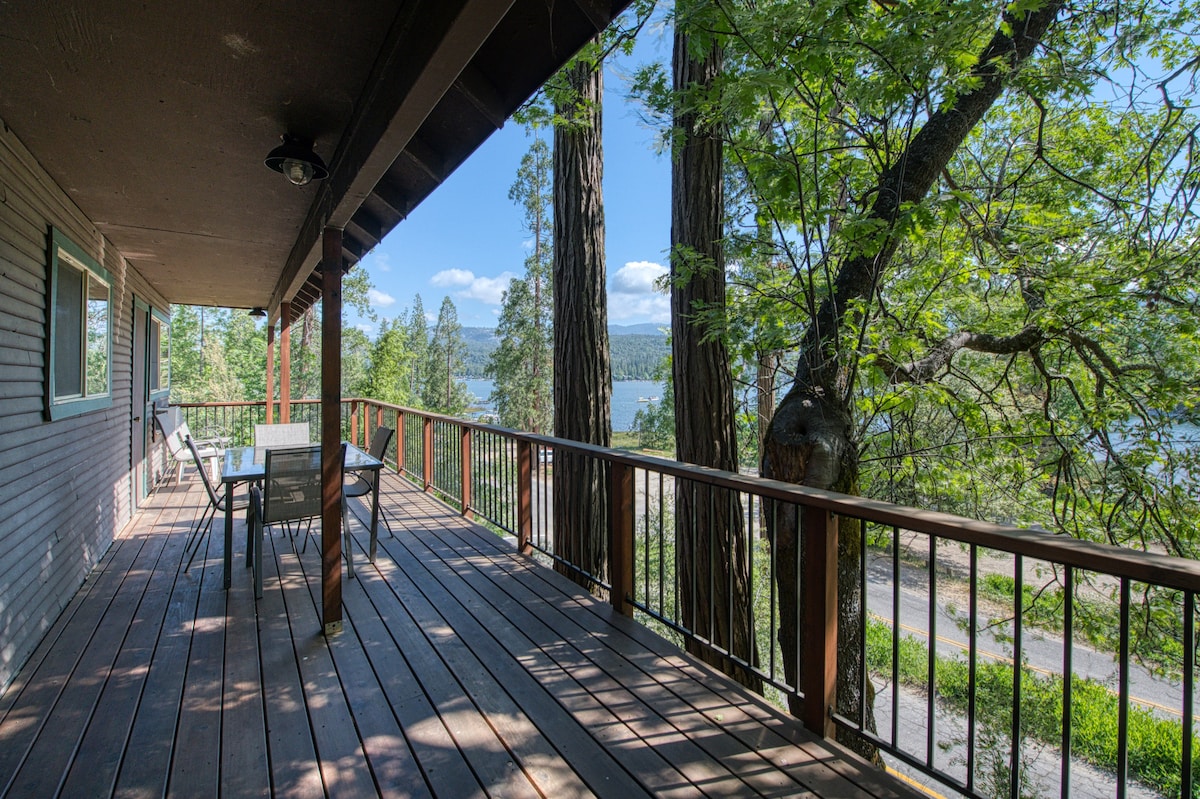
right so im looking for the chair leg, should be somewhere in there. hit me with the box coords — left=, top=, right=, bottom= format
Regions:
left=342, top=499, right=354, bottom=579
left=254, top=515, right=264, bottom=599
left=184, top=504, right=214, bottom=572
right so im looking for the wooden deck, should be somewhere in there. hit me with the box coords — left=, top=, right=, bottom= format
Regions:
left=0, top=469, right=921, bottom=798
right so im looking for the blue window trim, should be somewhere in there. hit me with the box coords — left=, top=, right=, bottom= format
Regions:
left=46, top=226, right=113, bottom=421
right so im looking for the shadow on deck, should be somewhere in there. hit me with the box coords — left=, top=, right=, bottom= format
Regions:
left=0, top=468, right=922, bottom=798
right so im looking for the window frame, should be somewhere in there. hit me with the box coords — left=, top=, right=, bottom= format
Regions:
left=46, top=226, right=113, bottom=420
left=149, top=306, right=170, bottom=399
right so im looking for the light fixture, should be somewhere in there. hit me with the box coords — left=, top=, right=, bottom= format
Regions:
left=264, top=134, right=328, bottom=186
left=249, top=307, right=267, bottom=318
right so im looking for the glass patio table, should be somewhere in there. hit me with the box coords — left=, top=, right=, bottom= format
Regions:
left=219, top=442, right=383, bottom=589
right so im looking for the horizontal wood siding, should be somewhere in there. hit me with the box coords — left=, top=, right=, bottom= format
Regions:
left=0, top=118, right=168, bottom=693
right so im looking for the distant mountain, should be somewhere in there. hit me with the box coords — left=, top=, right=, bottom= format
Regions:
left=459, top=325, right=669, bottom=379
left=609, top=323, right=668, bottom=336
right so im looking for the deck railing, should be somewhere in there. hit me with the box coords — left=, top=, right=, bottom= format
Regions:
left=179, top=398, right=1200, bottom=799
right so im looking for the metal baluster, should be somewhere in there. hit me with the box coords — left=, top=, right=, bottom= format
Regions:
left=860, top=519, right=868, bottom=732
left=769, top=498, right=778, bottom=686
left=1116, top=577, right=1130, bottom=799
left=1184, top=591, right=1194, bottom=798
left=967, top=544, right=978, bottom=793
left=1061, top=566, right=1073, bottom=799
left=892, top=525, right=900, bottom=748
left=643, top=468, right=650, bottom=613
left=1011, top=555, right=1024, bottom=799
left=927, top=536, right=937, bottom=768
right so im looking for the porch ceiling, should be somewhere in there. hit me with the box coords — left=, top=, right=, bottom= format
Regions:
left=0, top=0, right=626, bottom=318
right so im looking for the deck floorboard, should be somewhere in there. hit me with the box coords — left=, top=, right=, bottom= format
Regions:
left=0, top=468, right=924, bottom=799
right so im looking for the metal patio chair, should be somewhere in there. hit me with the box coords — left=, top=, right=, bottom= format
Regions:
left=248, top=445, right=321, bottom=598
left=254, top=422, right=311, bottom=448
left=343, top=425, right=395, bottom=544
left=183, top=435, right=248, bottom=572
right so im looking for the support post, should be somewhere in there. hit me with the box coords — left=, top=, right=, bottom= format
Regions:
left=801, top=504, right=838, bottom=737
left=280, top=300, right=292, bottom=423
left=609, top=461, right=635, bottom=616
left=265, top=320, right=275, bottom=424
left=320, top=229, right=343, bottom=636
left=516, top=440, right=532, bottom=555
left=460, top=425, right=473, bottom=519
left=350, top=400, right=359, bottom=448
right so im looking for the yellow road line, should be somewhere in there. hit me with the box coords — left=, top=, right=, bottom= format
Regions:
left=870, top=612, right=1182, bottom=717
left=885, top=765, right=949, bottom=799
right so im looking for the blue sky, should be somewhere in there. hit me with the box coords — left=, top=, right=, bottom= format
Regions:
left=351, top=26, right=674, bottom=332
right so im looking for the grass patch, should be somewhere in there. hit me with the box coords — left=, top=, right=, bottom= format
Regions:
left=865, top=618, right=1197, bottom=797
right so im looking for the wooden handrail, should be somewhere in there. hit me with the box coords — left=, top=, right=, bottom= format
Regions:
left=349, top=398, right=1200, bottom=594
left=179, top=397, right=1200, bottom=594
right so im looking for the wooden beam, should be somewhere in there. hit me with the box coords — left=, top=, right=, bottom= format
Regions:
left=567, top=0, right=612, bottom=32
left=271, top=0, right=517, bottom=312
left=453, top=64, right=508, bottom=129
left=279, top=300, right=292, bottom=424
left=609, top=461, right=634, bottom=616
left=800, top=505, right=838, bottom=738
left=460, top=426, right=473, bottom=519
left=402, top=135, right=446, bottom=183
left=516, top=441, right=532, bottom=556
left=265, top=321, right=275, bottom=424
left=348, top=207, right=384, bottom=246
left=369, top=176, right=412, bottom=221
left=321, top=226, right=344, bottom=636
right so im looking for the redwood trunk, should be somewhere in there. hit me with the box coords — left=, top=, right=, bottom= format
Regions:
left=671, top=8, right=759, bottom=690
left=553, top=42, right=612, bottom=592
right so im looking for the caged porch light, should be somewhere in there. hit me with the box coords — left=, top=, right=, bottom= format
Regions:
left=264, top=134, right=328, bottom=186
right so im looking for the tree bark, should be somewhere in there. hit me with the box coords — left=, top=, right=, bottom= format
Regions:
left=761, top=1, right=1064, bottom=754
left=671, top=4, right=760, bottom=691
left=553, top=40, right=613, bottom=592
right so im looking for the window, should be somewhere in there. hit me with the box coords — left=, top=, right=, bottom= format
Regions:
left=149, top=308, right=170, bottom=397
left=47, top=227, right=112, bottom=419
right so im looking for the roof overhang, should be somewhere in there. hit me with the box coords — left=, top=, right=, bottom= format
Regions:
left=0, top=0, right=630, bottom=321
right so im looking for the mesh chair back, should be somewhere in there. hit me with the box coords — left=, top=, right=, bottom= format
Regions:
left=255, top=423, right=311, bottom=447
left=185, top=435, right=223, bottom=507
left=262, top=445, right=322, bottom=524
left=367, top=426, right=394, bottom=462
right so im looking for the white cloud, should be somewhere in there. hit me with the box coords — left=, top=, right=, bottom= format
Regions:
left=431, top=268, right=475, bottom=287
left=430, top=268, right=516, bottom=305
left=368, top=288, right=395, bottom=307
left=609, top=261, right=670, bottom=323
left=357, top=251, right=392, bottom=274
left=355, top=323, right=373, bottom=333
left=612, top=260, right=668, bottom=294
left=462, top=273, right=516, bottom=304
left=608, top=293, right=671, bottom=324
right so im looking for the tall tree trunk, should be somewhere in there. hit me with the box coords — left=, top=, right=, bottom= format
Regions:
left=671, top=3, right=760, bottom=691
left=761, top=2, right=1063, bottom=755
left=553, top=40, right=613, bottom=592
left=755, top=348, right=780, bottom=463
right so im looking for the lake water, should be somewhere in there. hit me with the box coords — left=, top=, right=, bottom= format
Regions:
left=461, top=378, right=662, bottom=432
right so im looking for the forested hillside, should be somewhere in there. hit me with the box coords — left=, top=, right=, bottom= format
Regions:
left=461, top=325, right=667, bottom=379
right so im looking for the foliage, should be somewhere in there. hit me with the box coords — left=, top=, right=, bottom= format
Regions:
left=404, top=295, right=429, bottom=401
left=423, top=296, right=472, bottom=414
left=864, top=617, right=1198, bottom=798
left=632, top=355, right=676, bottom=450
left=486, top=136, right=554, bottom=433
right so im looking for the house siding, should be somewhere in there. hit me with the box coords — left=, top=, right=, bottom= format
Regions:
left=0, top=119, right=170, bottom=692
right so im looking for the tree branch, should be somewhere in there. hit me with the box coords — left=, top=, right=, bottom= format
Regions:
left=875, top=324, right=1044, bottom=384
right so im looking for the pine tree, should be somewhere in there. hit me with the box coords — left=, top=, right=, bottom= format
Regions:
left=486, top=136, right=554, bottom=431
left=423, top=296, right=470, bottom=414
